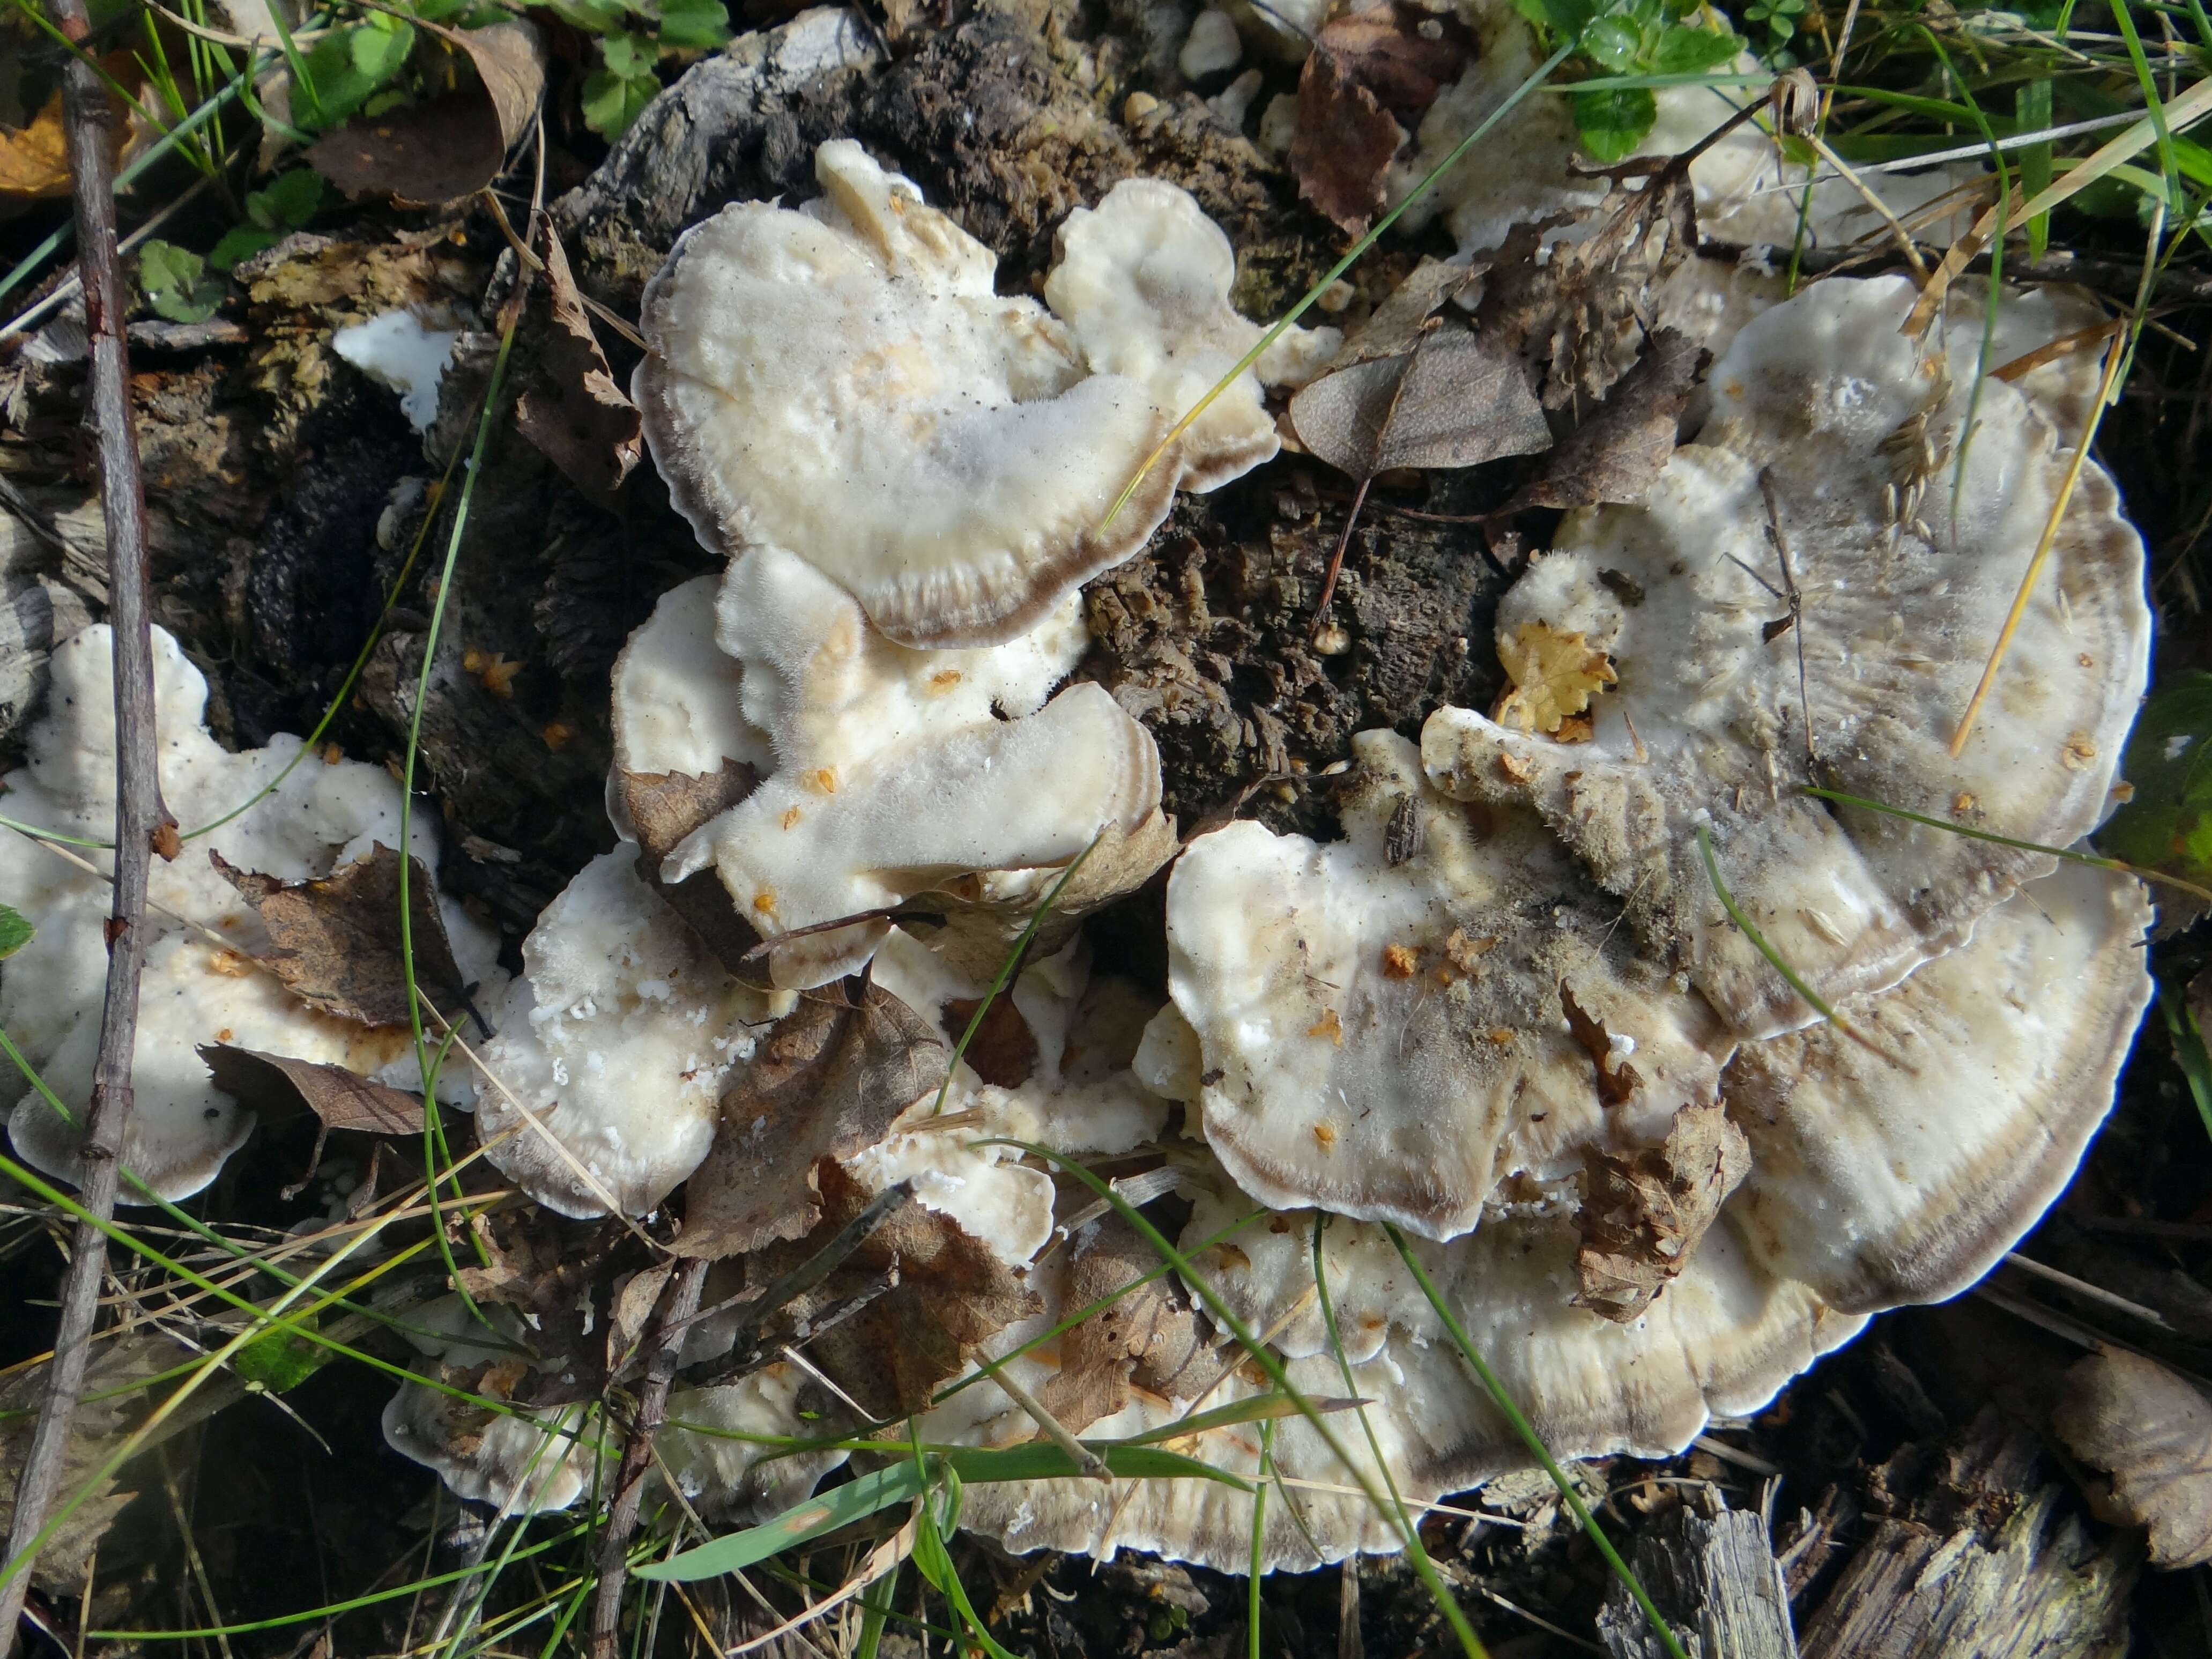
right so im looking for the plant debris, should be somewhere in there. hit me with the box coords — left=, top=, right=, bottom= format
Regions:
left=1037, top=1214, right=1205, bottom=1434
left=1494, top=619, right=1617, bottom=735
left=2054, top=1348, right=2212, bottom=1567
left=213, top=845, right=472, bottom=1026
left=514, top=219, right=642, bottom=505
left=1575, top=1100, right=1751, bottom=1321
left=674, top=982, right=946, bottom=1260
left=308, top=20, right=545, bottom=205
left=1289, top=1, right=1473, bottom=234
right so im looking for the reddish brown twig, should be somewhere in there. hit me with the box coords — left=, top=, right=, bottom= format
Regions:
left=0, top=2, right=175, bottom=1650
left=590, top=1256, right=710, bottom=1659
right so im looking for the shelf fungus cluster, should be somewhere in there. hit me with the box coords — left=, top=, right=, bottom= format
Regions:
left=6, top=132, right=2139, bottom=1575
left=0, top=624, right=503, bottom=1202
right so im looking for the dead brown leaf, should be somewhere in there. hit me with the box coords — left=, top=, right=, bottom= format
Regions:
left=0, top=93, right=70, bottom=203
left=1558, top=983, right=1641, bottom=1108
left=516, top=220, right=641, bottom=503
left=619, top=761, right=769, bottom=981
left=198, top=1043, right=421, bottom=1135
left=309, top=21, right=543, bottom=205
left=941, top=996, right=1038, bottom=1088
left=674, top=983, right=945, bottom=1261
left=1575, top=1100, right=1750, bottom=1322
left=1476, top=164, right=1698, bottom=409
left=1289, top=2, right=1473, bottom=234
left=2055, top=1349, right=2212, bottom=1567
left=1512, top=327, right=1706, bottom=511
left=1290, top=322, right=1551, bottom=480
left=214, top=845, right=469, bottom=1026
left=1038, top=1214, right=1204, bottom=1434
left=763, top=1161, right=1043, bottom=1418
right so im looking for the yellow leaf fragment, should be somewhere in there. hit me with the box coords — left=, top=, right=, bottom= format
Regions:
left=1494, top=621, right=1617, bottom=736
left=0, top=94, right=70, bottom=202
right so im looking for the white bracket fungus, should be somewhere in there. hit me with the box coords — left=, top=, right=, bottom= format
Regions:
left=471, top=850, right=780, bottom=1219
left=1, top=624, right=500, bottom=1200
left=1422, top=277, right=2149, bottom=1037
left=1167, top=728, right=1728, bottom=1239
left=630, top=545, right=1170, bottom=991
left=636, top=139, right=1310, bottom=649
left=331, top=309, right=460, bottom=432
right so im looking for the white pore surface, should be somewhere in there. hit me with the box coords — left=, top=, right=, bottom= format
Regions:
left=380, top=1297, right=595, bottom=1512
left=635, top=139, right=1287, bottom=647
left=643, top=545, right=1159, bottom=989
left=1, top=624, right=500, bottom=1201
left=473, top=851, right=775, bottom=1218
left=1422, top=277, right=2150, bottom=1039
left=332, top=310, right=458, bottom=431
left=1168, top=730, right=1727, bottom=1240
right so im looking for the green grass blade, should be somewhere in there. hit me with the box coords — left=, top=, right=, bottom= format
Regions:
left=1383, top=1226, right=1688, bottom=1659
left=1695, top=825, right=1887, bottom=1060
left=638, top=1464, right=926, bottom=1581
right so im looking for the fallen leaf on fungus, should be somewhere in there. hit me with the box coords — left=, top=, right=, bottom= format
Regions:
left=940, top=995, right=1038, bottom=1088
left=1560, top=982, right=1642, bottom=1107
left=1575, top=1100, right=1750, bottom=1322
left=1289, top=321, right=1551, bottom=480
left=1512, top=327, right=1707, bottom=511
left=673, top=982, right=946, bottom=1260
left=1494, top=620, right=1617, bottom=735
left=1038, top=1214, right=1205, bottom=1434
left=759, top=1160, right=1043, bottom=1418
left=516, top=221, right=642, bottom=503
left=199, top=1043, right=421, bottom=1136
left=213, top=845, right=470, bottom=1026
left=2055, top=1348, right=2212, bottom=1567
left=1290, top=2, right=1474, bottom=233
left=618, top=760, right=768, bottom=980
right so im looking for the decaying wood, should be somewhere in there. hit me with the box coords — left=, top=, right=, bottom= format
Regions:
left=1795, top=1411, right=2136, bottom=1659
left=0, top=3, right=174, bottom=1649
left=1595, top=1491, right=1797, bottom=1659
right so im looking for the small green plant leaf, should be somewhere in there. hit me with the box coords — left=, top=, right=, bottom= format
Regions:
left=208, top=225, right=281, bottom=271
left=138, top=240, right=224, bottom=323
left=2161, top=979, right=2212, bottom=1145
left=654, top=0, right=731, bottom=50
left=233, top=1313, right=325, bottom=1393
left=348, top=14, right=417, bottom=80
left=1574, top=85, right=1657, bottom=161
left=255, top=167, right=328, bottom=229
left=581, top=35, right=658, bottom=137
left=2100, top=672, right=2212, bottom=889
left=1579, top=13, right=1643, bottom=69
left=0, top=905, right=32, bottom=960
left=639, top=1463, right=925, bottom=1581
left=1652, top=21, right=1743, bottom=70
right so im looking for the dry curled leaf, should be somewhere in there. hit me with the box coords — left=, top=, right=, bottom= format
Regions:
left=619, top=760, right=768, bottom=980
left=1289, top=2, right=1473, bottom=233
left=1038, top=1214, right=1204, bottom=1434
left=1576, top=1100, right=1750, bottom=1322
left=214, top=845, right=469, bottom=1026
left=763, top=1161, right=1043, bottom=1417
left=1494, top=619, right=1617, bottom=735
left=674, top=982, right=945, bottom=1260
left=1290, top=322, right=1551, bottom=482
left=199, top=1043, right=421, bottom=1136
left=941, top=995, right=1038, bottom=1088
left=2055, top=1349, right=2212, bottom=1567
left=516, top=221, right=642, bottom=502
left=310, top=20, right=543, bottom=205
left=1476, top=164, right=1698, bottom=409
left=1513, top=327, right=1707, bottom=512
left=0, top=94, right=70, bottom=204
left=1560, top=983, right=1642, bottom=1107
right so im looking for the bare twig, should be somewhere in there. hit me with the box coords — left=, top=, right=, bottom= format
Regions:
left=0, top=1, right=176, bottom=1649
left=590, top=1256, right=709, bottom=1659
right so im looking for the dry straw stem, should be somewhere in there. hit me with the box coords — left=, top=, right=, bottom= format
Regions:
left=0, top=2, right=175, bottom=1645
left=1904, top=71, right=2212, bottom=335
left=1948, top=329, right=2130, bottom=755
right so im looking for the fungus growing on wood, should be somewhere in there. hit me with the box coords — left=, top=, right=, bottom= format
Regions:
left=1165, top=728, right=1728, bottom=1239
left=1423, top=276, right=2149, bottom=1038
left=1, top=624, right=500, bottom=1200
left=623, top=545, right=1172, bottom=990
left=635, top=140, right=1321, bottom=649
